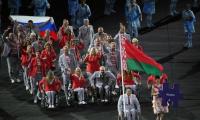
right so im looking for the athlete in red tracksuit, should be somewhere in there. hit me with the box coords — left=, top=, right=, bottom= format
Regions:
left=28, top=51, right=46, bottom=103
left=40, top=43, right=56, bottom=72
left=58, top=29, right=74, bottom=48
left=39, top=71, right=61, bottom=108
left=58, top=19, right=74, bottom=48
left=70, top=67, right=87, bottom=104
left=84, top=47, right=102, bottom=77
left=116, top=70, right=141, bottom=93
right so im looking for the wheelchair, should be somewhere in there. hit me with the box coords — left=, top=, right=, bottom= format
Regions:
left=62, top=83, right=88, bottom=106
left=66, top=88, right=77, bottom=105
left=118, top=111, right=141, bottom=120
left=40, top=91, right=61, bottom=109
left=90, top=85, right=115, bottom=103
left=66, top=87, right=90, bottom=105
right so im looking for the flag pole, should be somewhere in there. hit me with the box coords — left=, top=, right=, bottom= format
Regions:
left=119, top=32, right=126, bottom=116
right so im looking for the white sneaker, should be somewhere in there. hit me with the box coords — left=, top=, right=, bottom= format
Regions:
left=26, top=86, right=29, bottom=91
left=82, top=101, right=87, bottom=104
left=48, top=105, right=52, bottom=108
left=11, top=79, right=15, bottom=83
left=101, top=99, right=105, bottom=102
left=52, top=105, right=55, bottom=108
left=104, top=99, right=108, bottom=102
left=34, top=99, right=37, bottom=104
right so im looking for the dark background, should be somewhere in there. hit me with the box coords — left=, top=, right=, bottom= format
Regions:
left=1, top=0, right=115, bottom=30
left=0, top=0, right=144, bottom=30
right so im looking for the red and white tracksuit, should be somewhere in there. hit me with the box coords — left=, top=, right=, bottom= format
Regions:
left=70, top=74, right=87, bottom=102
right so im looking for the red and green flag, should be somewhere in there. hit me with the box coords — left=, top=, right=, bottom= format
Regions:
left=120, top=35, right=163, bottom=76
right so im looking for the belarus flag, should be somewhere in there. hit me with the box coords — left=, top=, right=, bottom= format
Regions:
left=10, top=15, right=58, bottom=41
left=120, top=35, right=164, bottom=76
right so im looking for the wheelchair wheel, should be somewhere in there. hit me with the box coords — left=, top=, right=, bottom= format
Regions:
left=65, top=89, right=76, bottom=106
left=40, top=93, right=49, bottom=108
left=86, top=87, right=98, bottom=104
left=55, top=93, right=60, bottom=108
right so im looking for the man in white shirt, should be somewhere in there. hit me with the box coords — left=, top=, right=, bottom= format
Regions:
left=118, top=87, right=141, bottom=120
left=78, top=19, right=94, bottom=53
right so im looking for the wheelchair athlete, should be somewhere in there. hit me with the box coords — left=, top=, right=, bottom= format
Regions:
left=116, top=70, right=141, bottom=95
left=70, top=67, right=87, bottom=104
left=90, top=66, right=116, bottom=102
left=118, top=88, right=141, bottom=120
left=39, top=71, right=62, bottom=108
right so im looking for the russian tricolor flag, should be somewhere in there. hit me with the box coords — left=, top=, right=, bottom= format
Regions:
left=10, top=15, right=58, bottom=41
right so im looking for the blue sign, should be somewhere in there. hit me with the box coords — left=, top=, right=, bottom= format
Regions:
left=159, top=82, right=182, bottom=108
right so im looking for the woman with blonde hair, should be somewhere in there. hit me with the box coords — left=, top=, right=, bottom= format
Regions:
left=70, top=67, right=87, bottom=104
left=84, top=47, right=102, bottom=77
left=39, top=70, right=61, bottom=108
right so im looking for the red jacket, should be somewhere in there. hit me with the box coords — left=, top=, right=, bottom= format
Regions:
left=147, top=75, right=166, bottom=85
left=70, top=74, right=86, bottom=89
left=75, top=41, right=84, bottom=50
left=84, top=54, right=102, bottom=74
left=39, top=77, right=61, bottom=92
left=28, top=56, right=46, bottom=77
left=147, top=75, right=156, bottom=85
left=131, top=72, right=141, bottom=80
left=117, top=73, right=135, bottom=86
left=21, top=52, right=35, bottom=66
left=58, top=27, right=74, bottom=48
left=40, top=49, right=56, bottom=70
left=160, top=73, right=168, bottom=82
left=58, top=34, right=74, bottom=48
